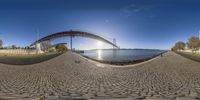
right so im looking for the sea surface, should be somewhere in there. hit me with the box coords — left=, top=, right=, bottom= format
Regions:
left=80, top=49, right=166, bottom=63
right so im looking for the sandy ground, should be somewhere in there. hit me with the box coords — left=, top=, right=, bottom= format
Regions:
left=0, top=51, right=200, bottom=100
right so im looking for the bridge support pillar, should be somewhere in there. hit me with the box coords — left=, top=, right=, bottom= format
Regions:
left=36, top=42, right=44, bottom=54
left=113, top=38, right=116, bottom=49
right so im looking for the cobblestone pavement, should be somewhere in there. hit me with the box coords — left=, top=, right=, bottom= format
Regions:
left=0, top=51, right=200, bottom=100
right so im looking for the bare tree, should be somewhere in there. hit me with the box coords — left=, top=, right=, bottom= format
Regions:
left=41, top=41, right=52, bottom=52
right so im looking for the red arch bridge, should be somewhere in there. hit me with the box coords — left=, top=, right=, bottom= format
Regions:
left=30, top=30, right=120, bottom=50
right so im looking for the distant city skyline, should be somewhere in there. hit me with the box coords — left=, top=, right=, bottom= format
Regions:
left=1, top=0, right=200, bottom=50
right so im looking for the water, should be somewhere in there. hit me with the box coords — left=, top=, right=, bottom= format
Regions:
left=80, top=49, right=166, bottom=63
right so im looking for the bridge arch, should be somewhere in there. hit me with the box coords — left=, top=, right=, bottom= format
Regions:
left=30, top=30, right=120, bottom=49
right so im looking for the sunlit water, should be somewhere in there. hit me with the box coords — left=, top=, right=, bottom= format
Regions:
left=80, top=49, right=166, bottom=63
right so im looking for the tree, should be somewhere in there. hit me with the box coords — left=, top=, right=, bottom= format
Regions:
left=171, top=46, right=178, bottom=51
left=11, top=45, right=17, bottom=49
left=172, top=41, right=186, bottom=51
left=41, top=41, right=52, bottom=52
left=55, top=44, right=68, bottom=52
left=175, top=41, right=186, bottom=50
left=25, top=46, right=30, bottom=49
left=187, top=36, right=200, bottom=53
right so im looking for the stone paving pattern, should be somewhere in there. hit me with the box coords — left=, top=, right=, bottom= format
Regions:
left=0, top=51, right=200, bottom=100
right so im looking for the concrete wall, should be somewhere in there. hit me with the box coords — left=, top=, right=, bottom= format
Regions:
left=0, top=49, right=41, bottom=55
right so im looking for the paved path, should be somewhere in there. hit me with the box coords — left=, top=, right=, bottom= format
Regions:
left=0, top=51, right=200, bottom=100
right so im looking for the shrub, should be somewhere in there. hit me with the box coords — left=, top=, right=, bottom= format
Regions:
left=55, top=44, right=68, bottom=52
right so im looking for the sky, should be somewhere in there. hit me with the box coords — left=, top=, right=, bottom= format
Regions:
left=0, top=0, right=200, bottom=50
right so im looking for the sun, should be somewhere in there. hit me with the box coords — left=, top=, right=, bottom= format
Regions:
left=97, top=41, right=103, bottom=47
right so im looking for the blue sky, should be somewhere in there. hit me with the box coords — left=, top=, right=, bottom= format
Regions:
left=0, top=0, right=200, bottom=50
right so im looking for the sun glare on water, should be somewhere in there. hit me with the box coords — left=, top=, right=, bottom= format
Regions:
left=97, top=49, right=102, bottom=60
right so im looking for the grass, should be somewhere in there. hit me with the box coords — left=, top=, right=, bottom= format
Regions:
left=0, top=52, right=63, bottom=65
left=176, top=51, right=200, bottom=62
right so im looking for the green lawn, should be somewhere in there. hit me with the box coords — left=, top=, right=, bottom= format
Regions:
left=176, top=52, right=200, bottom=62
left=0, top=52, right=63, bottom=65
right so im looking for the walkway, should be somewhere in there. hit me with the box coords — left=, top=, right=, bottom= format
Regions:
left=0, top=51, right=200, bottom=100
